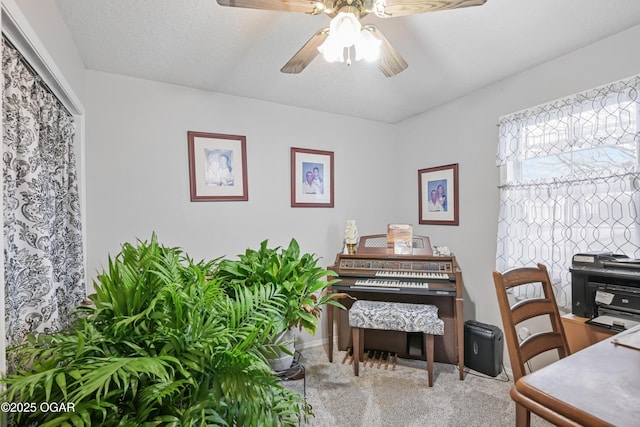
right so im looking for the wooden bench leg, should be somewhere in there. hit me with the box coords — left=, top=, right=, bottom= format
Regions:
left=425, top=333, right=435, bottom=387
left=352, top=327, right=362, bottom=376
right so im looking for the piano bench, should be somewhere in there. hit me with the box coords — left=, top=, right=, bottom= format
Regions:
left=348, top=300, right=444, bottom=386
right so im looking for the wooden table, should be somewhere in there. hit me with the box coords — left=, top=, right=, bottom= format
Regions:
left=510, top=325, right=640, bottom=427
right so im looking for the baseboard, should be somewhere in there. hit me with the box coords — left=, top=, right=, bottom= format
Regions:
left=296, top=336, right=327, bottom=351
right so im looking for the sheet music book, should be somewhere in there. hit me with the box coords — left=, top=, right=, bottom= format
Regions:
left=612, top=327, right=640, bottom=351
left=387, top=224, right=413, bottom=255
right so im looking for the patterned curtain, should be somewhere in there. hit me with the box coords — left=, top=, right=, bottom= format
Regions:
left=496, top=75, right=640, bottom=310
left=2, top=38, right=86, bottom=349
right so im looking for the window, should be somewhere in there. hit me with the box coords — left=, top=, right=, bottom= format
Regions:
left=496, top=75, right=640, bottom=309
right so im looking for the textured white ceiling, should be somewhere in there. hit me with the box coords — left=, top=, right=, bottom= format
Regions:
left=54, top=0, right=640, bottom=123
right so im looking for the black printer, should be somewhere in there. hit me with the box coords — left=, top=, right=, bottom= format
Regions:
left=571, top=251, right=640, bottom=331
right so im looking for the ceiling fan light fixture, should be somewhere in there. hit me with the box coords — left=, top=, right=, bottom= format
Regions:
left=318, top=10, right=381, bottom=65
left=330, top=12, right=361, bottom=47
left=355, top=29, right=382, bottom=61
left=318, top=35, right=345, bottom=63
left=219, top=0, right=488, bottom=76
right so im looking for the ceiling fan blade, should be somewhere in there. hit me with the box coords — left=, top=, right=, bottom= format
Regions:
left=216, top=0, right=323, bottom=14
left=363, top=25, right=408, bottom=77
left=280, top=28, right=329, bottom=74
left=374, top=0, right=487, bottom=18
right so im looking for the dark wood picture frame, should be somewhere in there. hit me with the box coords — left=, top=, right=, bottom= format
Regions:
left=418, top=163, right=459, bottom=225
left=188, top=131, right=248, bottom=201
left=291, top=147, right=334, bottom=208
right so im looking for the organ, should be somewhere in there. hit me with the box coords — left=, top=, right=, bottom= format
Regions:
left=326, top=235, right=464, bottom=379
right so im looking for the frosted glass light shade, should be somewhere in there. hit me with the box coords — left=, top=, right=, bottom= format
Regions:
left=355, top=29, right=382, bottom=61
left=330, top=12, right=361, bottom=47
left=317, top=12, right=381, bottom=65
left=318, top=35, right=345, bottom=62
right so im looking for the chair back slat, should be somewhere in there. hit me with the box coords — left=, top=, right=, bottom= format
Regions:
left=511, top=298, right=556, bottom=324
left=519, top=332, right=569, bottom=363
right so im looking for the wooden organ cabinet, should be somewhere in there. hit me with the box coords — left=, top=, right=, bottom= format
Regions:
left=327, top=235, right=465, bottom=379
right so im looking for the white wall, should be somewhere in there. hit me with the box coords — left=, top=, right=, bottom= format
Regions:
left=85, top=71, right=398, bottom=346
left=396, top=25, right=640, bottom=361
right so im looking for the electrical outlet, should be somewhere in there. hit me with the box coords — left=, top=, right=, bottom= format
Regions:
left=518, top=327, right=531, bottom=341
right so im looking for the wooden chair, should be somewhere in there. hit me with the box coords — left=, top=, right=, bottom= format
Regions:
left=493, top=263, right=572, bottom=427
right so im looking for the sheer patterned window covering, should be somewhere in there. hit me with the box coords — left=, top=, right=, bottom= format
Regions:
left=2, top=38, right=86, bottom=352
left=496, top=75, right=640, bottom=310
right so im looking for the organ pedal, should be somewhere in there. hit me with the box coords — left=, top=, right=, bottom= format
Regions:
left=342, top=347, right=352, bottom=365
left=377, top=352, right=385, bottom=369
left=343, top=349, right=399, bottom=370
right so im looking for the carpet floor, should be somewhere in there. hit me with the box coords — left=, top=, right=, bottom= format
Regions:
left=282, top=344, right=553, bottom=427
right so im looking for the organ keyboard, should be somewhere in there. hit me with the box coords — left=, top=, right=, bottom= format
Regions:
left=375, top=270, right=451, bottom=280
left=326, top=235, right=465, bottom=380
left=355, top=278, right=430, bottom=289
left=338, top=278, right=455, bottom=295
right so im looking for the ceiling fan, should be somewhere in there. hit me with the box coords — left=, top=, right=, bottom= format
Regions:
left=216, top=0, right=488, bottom=77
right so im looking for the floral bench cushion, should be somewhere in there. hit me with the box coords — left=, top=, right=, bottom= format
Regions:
left=349, top=300, right=444, bottom=335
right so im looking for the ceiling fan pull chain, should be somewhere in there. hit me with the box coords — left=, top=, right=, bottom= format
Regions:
left=346, top=47, right=352, bottom=66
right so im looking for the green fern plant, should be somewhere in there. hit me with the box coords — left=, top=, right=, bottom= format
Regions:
left=1, top=234, right=310, bottom=426
left=216, top=239, right=345, bottom=335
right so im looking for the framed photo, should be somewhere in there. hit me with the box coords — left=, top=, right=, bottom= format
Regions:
left=291, top=147, right=334, bottom=208
left=418, top=163, right=459, bottom=225
left=187, top=131, right=248, bottom=201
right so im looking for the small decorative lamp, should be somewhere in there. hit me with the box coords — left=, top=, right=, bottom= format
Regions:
left=344, top=219, right=359, bottom=255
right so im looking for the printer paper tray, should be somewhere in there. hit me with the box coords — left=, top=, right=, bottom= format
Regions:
left=586, top=314, right=640, bottom=332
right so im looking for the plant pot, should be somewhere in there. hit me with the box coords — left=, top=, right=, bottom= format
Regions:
left=264, top=328, right=296, bottom=372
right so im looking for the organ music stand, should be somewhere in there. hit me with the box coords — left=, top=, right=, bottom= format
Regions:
left=356, top=234, right=433, bottom=255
